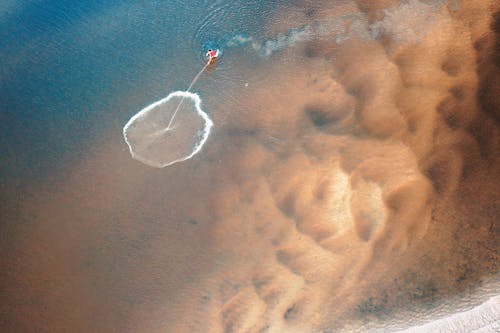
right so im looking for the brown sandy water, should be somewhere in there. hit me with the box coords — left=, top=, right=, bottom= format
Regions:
left=1, top=0, right=499, bottom=332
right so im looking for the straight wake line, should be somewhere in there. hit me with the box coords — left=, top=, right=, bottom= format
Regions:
left=166, top=61, right=211, bottom=130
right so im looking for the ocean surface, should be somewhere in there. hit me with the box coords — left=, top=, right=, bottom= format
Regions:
left=1, top=1, right=499, bottom=332
left=0, top=0, right=281, bottom=184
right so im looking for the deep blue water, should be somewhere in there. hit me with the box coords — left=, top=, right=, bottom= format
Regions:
left=0, top=0, right=281, bottom=187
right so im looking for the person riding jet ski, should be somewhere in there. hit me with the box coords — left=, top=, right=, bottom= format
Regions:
left=205, top=49, right=220, bottom=64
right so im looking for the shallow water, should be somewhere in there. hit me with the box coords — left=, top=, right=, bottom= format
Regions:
left=0, top=0, right=273, bottom=179
left=1, top=1, right=499, bottom=332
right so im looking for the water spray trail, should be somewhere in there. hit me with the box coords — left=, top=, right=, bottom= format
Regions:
left=166, top=61, right=211, bottom=130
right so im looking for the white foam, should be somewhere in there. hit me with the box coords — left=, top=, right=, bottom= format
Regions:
left=398, top=295, right=500, bottom=333
left=123, top=91, right=213, bottom=168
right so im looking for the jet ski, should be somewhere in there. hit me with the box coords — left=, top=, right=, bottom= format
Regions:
left=205, top=48, right=220, bottom=64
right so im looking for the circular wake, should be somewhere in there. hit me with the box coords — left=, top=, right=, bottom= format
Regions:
left=123, top=91, right=213, bottom=168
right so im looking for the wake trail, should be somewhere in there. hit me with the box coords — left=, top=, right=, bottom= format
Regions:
left=166, top=61, right=211, bottom=130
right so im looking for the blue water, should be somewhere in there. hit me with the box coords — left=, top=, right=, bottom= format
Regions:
left=0, top=0, right=282, bottom=185
left=2, top=2, right=498, bottom=332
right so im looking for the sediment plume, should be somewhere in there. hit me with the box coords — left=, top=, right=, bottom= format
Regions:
left=1, top=1, right=498, bottom=332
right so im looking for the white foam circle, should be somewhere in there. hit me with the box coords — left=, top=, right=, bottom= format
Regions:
left=123, top=91, right=213, bottom=168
